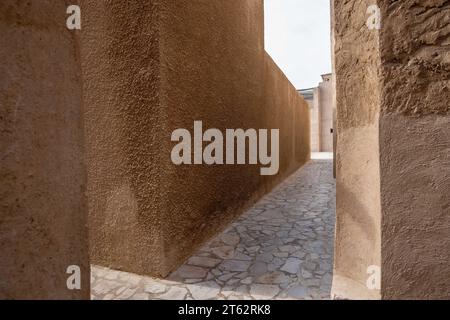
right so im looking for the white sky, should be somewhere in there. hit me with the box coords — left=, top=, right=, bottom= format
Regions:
left=264, top=0, right=331, bottom=89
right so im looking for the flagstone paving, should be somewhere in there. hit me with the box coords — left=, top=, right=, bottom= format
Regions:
left=91, top=159, right=335, bottom=300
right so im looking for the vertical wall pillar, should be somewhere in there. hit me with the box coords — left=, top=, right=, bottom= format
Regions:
left=0, top=1, right=90, bottom=299
left=318, top=74, right=334, bottom=152
left=333, top=0, right=450, bottom=300
left=80, top=0, right=166, bottom=276
left=332, top=0, right=382, bottom=300
left=378, top=0, right=450, bottom=300
left=312, top=88, right=321, bottom=152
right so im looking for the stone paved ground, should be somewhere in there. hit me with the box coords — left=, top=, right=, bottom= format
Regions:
left=91, top=159, right=335, bottom=300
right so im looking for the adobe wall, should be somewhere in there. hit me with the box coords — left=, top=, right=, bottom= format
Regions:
left=331, top=0, right=382, bottom=300
left=378, top=0, right=450, bottom=299
left=333, top=0, right=450, bottom=299
left=82, top=0, right=310, bottom=277
left=0, top=1, right=90, bottom=299
left=79, top=0, right=166, bottom=276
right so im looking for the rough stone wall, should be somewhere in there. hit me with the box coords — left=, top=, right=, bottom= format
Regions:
left=0, top=0, right=90, bottom=299
left=82, top=0, right=310, bottom=277
left=378, top=0, right=450, bottom=300
left=332, top=0, right=382, bottom=300
left=334, top=0, right=450, bottom=300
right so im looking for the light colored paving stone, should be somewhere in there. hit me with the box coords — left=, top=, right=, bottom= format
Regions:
left=119, top=273, right=143, bottom=286
left=91, top=159, right=336, bottom=301
left=287, top=286, right=309, bottom=299
left=144, top=282, right=168, bottom=294
left=218, top=273, right=237, bottom=282
left=281, top=258, right=302, bottom=274
left=188, top=281, right=221, bottom=300
left=221, top=233, right=240, bottom=246
left=158, top=287, right=188, bottom=300
left=116, top=288, right=138, bottom=300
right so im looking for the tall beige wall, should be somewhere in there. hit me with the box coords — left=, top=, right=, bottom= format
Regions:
left=378, top=0, right=450, bottom=300
left=318, top=75, right=334, bottom=152
left=82, top=0, right=310, bottom=277
left=0, top=0, right=90, bottom=299
left=332, top=0, right=382, bottom=300
left=80, top=0, right=166, bottom=276
left=312, top=88, right=321, bottom=152
left=302, top=75, right=333, bottom=153
left=301, top=92, right=320, bottom=152
left=333, top=0, right=450, bottom=300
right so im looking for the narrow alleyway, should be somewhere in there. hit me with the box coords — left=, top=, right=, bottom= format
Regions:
left=91, top=157, right=335, bottom=300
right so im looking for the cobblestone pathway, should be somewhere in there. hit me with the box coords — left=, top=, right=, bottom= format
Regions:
left=91, top=159, right=335, bottom=300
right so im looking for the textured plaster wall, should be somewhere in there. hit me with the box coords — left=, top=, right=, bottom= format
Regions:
left=82, top=0, right=310, bottom=277
left=79, top=0, right=166, bottom=276
left=333, top=0, right=450, bottom=300
left=0, top=0, right=90, bottom=299
left=332, top=0, right=382, bottom=300
left=378, top=0, right=450, bottom=300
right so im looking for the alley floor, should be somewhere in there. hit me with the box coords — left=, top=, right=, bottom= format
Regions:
left=91, top=157, right=336, bottom=300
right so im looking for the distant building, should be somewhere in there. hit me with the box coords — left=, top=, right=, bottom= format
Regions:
left=299, top=73, right=334, bottom=153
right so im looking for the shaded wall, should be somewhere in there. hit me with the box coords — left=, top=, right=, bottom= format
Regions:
left=80, top=0, right=166, bottom=276
left=378, top=0, right=450, bottom=299
left=332, top=0, right=382, bottom=300
left=0, top=0, right=90, bottom=299
left=333, top=0, right=450, bottom=299
left=82, top=0, right=310, bottom=277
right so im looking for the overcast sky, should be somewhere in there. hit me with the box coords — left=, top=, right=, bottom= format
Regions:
left=264, top=0, right=331, bottom=89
